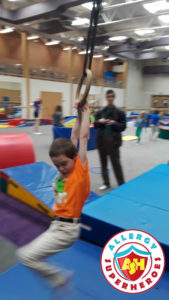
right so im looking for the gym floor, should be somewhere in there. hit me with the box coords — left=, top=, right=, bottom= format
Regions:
left=0, top=124, right=169, bottom=275
left=1, top=124, right=169, bottom=194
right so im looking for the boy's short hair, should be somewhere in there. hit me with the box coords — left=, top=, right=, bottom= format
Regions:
left=49, top=138, right=77, bottom=159
left=106, top=89, right=116, bottom=97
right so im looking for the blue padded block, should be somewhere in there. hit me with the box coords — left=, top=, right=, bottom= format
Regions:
left=53, top=127, right=97, bottom=150
left=3, top=162, right=57, bottom=210
left=0, top=240, right=169, bottom=300
left=81, top=194, right=169, bottom=270
left=85, top=190, right=99, bottom=204
left=111, top=164, right=169, bottom=212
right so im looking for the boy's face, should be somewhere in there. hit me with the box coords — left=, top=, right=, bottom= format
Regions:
left=51, top=155, right=76, bottom=177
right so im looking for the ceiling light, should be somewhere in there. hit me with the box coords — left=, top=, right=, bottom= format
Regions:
left=158, top=15, right=169, bottom=23
left=15, top=64, right=22, bottom=67
left=79, top=50, right=91, bottom=55
left=125, top=0, right=140, bottom=2
left=41, top=68, right=46, bottom=71
left=27, top=35, right=39, bottom=40
left=63, top=47, right=71, bottom=50
left=103, top=46, right=109, bottom=50
left=142, top=48, right=154, bottom=52
left=109, top=36, right=127, bottom=41
left=104, top=57, right=117, bottom=61
left=63, top=46, right=77, bottom=50
left=135, top=29, right=155, bottom=36
left=82, top=2, right=107, bottom=10
left=165, top=46, right=169, bottom=50
left=0, top=27, right=14, bottom=34
left=93, top=54, right=103, bottom=58
left=143, top=1, right=169, bottom=14
left=78, top=37, right=84, bottom=41
left=45, top=40, right=60, bottom=46
left=72, top=18, right=89, bottom=26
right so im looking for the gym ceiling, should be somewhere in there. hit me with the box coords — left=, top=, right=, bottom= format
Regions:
left=1, top=0, right=169, bottom=64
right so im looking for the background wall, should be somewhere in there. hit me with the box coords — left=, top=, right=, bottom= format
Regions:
left=3, top=49, right=168, bottom=115
left=0, top=82, right=21, bottom=90
left=0, top=32, right=113, bottom=78
left=126, top=61, right=169, bottom=110
left=125, top=60, right=145, bottom=108
left=142, top=74, right=169, bottom=108
left=0, top=75, right=124, bottom=118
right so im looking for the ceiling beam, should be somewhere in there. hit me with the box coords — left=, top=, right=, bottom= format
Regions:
left=0, top=5, right=13, bottom=22
left=143, top=65, right=169, bottom=74
left=137, top=51, right=169, bottom=60
left=108, top=51, right=136, bottom=60
left=0, top=0, right=88, bottom=24
left=117, top=52, right=136, bottom=60
left=109, top=40, right=138, bottom=53
left=139, top=38, right=169, bottom=50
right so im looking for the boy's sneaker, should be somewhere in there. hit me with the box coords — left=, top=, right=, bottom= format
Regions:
left=49, top=271, right=74, bottom=288
left=33, top=132, right=42, bottom=135
left=99, top=185, right=110, bottom=191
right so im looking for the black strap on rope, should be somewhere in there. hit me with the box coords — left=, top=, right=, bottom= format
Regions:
left=75, top=0, right=101, bottom=106
left=83, top=0, right=102, bottom=75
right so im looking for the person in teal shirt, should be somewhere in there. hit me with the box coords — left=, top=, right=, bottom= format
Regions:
left=135, top=112, right=146, bottom=144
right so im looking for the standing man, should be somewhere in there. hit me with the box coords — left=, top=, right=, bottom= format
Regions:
left=94, top=89, right=126, bottom=190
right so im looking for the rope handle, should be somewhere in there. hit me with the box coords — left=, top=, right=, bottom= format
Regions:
left=75, top=69, right=92, bottom=107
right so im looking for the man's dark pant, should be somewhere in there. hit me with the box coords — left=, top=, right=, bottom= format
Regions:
left=97, top=134, right=125, bottom=186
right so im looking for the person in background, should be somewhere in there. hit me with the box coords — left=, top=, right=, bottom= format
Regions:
left=33, top=97, right=42, bottom=134
left=89, top=110, right=94, bottom=124
left=159, top=112, right=166, bottom=125
left=150, top=110, right=160, bottom=141
left=53, top=105, right=64, bottom=127
left=94, top=89, right=126, bottom=191
left=135, top=112, right=146, bottom=144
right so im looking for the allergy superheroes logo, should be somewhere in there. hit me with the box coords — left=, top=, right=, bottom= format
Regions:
left=101, top=230, right=165, bottom=294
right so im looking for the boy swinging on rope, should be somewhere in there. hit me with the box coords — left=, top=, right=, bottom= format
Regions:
left=17, top=99, right=90, bottom=287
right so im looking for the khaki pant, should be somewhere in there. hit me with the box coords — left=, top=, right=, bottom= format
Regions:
left=17, top=220, right=80, bottom=283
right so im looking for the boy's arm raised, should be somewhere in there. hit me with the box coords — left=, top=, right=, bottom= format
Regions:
left=78, top=105, right=90, bottom=166
left=71, top=111, right=82, bottom=149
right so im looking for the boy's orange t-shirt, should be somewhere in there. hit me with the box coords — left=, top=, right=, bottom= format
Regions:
left=53, top=156, right=90, bottom=218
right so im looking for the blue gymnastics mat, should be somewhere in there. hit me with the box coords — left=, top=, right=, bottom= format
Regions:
left=2, top=162, right=98, bottom=211
left=111, top=164, right=169, bottom=211
left=3, top=162, right=57, bottom=210
left=0, top=240, right=169, bottom=300
left=81, top=164, right=169, bottom=270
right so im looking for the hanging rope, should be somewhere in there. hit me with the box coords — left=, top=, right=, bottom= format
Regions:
left=75, top=0, right=102, bottom=107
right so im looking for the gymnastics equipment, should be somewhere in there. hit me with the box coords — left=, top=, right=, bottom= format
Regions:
left=0, top=162, right=98, bottom=218
left=81, top=164, right=169, bottom=270
left=0, top=239, right=169, bottom=300
left=0, top=133, right=35, bottom=169
left=8, top=119, right=26, bottom=126
left=75, top=0, right=101, bottom=106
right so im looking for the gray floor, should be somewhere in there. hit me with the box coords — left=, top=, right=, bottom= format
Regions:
left=0, top=124, right=169, bottom=274
left=0, top=237, right=18, bottom=273
left=1, top=124, right=169, bottom=196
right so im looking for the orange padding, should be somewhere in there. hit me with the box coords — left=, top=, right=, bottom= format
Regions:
left=0, top=133, right=35, bottom=169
